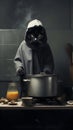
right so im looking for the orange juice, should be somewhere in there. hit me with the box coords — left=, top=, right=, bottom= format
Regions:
left=6, top=91, right=19, bottom=100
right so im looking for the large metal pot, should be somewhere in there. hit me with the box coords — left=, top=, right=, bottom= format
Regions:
left=23, top=74, right=60, bottom=98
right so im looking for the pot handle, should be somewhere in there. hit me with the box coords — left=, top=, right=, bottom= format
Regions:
left=23, top=79, right=30, bottom=82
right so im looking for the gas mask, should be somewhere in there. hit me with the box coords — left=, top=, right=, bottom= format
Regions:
left=25, top=25, right=47, bottom=50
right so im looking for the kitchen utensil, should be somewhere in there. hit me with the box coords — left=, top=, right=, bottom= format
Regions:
left=21, top=97, right=33, bottom=106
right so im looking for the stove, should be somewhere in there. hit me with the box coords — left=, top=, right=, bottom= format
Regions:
left=32, top=97, right=66, bottom=105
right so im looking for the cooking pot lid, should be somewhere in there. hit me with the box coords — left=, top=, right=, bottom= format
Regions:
left=27, top=73, right=56, bottom=78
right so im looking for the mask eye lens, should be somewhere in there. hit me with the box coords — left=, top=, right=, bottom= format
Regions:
left=27, top=34, right=34, bottom=40
left=38, top=34, right=43, bottom=39
left=31, top=34, right=34, bottom=38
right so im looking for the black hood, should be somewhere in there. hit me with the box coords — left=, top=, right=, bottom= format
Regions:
left=25, top=19, right=47, bottom=50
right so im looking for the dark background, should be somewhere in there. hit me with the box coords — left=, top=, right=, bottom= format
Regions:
left=0, top=0, right=72, bottom=98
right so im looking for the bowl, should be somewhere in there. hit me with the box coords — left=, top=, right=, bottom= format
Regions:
left=21, top=97, right=33, bottom=107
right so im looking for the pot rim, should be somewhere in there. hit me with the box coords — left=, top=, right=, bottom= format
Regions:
left=27, top=73, right=56, bottom=78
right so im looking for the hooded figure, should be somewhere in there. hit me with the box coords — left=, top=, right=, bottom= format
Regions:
left=14, top=19, right=54, bottom=96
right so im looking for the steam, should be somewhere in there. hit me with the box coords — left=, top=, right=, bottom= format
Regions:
left=19, top=8, right=33, bottom=28
left=13, top=1, right=34, bottom=28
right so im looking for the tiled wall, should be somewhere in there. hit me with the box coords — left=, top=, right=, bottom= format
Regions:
left=0, top=29, right=24, bottom=81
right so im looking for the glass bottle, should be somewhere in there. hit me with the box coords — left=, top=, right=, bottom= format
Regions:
left=6, top=82, right=19, bottom=101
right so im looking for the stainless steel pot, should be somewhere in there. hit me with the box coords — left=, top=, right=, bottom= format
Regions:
left=23, top=74, right=59, bottom=98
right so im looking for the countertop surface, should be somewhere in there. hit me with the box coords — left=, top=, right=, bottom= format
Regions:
left=0, top=99, right=73, bottom=110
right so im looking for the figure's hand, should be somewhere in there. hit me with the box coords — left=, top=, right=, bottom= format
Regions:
left=17, top=67, right=25, bottom=77
left=43, top=68, right=51, bottom=74
left=40, top=72, right=46, bottom=75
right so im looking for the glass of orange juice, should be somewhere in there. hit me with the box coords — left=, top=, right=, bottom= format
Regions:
left=6, top=82, right=19, bottom=101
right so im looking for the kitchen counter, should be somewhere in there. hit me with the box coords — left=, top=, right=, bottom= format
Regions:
left=0, top=100, right=73, bottom=129
left=0, top=99, right=73, bottom=110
